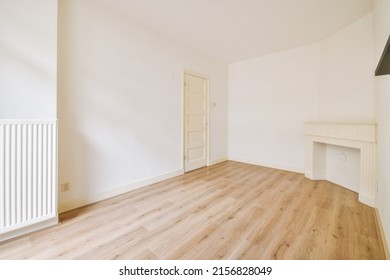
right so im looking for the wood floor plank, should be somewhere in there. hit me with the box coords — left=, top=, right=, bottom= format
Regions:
left=0, top=161, right=386, bottom=259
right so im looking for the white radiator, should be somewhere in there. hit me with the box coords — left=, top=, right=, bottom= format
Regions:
left=0, top=120, right=58, bottom=242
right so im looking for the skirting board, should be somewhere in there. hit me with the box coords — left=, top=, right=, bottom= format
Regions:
left=208, top=157, right=228, bottom=166
left=59, top=169, right=184, bottom=213
left=358, top=193, right=376, bottom=208
left=228, top=157, right=304, bottom=174
left=375, top=208, right=390, bottom=259
left=0, top=216, right=58, bottom=243
left=325, top=173, right=359, bottom=194
left=324, top=173, right=378, bottom=207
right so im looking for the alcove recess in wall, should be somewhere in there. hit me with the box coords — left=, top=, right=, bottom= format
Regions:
left=375, top=35, right=390, bottom=76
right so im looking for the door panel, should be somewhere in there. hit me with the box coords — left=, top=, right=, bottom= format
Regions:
left=184, top=73, right=208, bottom=172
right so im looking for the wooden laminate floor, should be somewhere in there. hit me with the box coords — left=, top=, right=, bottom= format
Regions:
left=0, top=161, right=386, bottom=259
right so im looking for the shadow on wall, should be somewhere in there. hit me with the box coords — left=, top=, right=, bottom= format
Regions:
left=0, top=1, right=56, bottom=119
left=57, top=0, right=184, bottom=208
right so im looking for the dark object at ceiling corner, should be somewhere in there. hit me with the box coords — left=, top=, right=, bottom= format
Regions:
left=375, top=35, right=390, bottom=76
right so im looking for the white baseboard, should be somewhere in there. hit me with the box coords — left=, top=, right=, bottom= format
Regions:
left=59, top=169, right=184, bottom=213
left=208, top=157, right=228, bottom=166
left=304, top=171, right=326, bottom=180
left=228, top=157, right=304, bottom=174
left=325, top=173, right=359, bottom=193
left=375, top=208, right=390, bottom=259
left=0, top=216, right=58, bottom=243
left=358, top=193, right=376, bottom=208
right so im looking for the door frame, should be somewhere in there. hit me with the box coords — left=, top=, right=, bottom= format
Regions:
left=182, top=69, right=210, bottom=172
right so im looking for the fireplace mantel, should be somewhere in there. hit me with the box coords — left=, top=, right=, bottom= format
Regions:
left=304, top=122, right=377, bottom=207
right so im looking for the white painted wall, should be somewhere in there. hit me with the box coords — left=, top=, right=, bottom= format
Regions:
left=0, top=0, right=57, bottom=119
left=228, top=14, right=374, bottom=182
left=57, top=0, right=228, bottom=211
left=373, top=0, right=390, bottom=253
left=228, top=44, right=320, bottom=172
left=319, top=14, right=374, bottom=122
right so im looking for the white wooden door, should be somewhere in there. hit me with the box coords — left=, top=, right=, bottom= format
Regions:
left=184, top=73, right=208, bottom=172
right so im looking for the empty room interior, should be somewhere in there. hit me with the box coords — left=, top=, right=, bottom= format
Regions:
left=1, top=0, right=390, bottom=260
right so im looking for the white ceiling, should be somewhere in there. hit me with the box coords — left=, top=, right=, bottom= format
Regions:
left=97, top=0, right=373, bottom=63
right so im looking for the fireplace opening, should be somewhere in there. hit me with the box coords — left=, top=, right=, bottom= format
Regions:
left=305, top=122, right=376, bottom=207
left=325, top=144, right=360, bottom=193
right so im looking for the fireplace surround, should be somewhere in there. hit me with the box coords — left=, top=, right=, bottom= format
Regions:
left=304, top=122, right=377, bottom=207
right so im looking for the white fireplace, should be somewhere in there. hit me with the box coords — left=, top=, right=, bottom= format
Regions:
left=304, top=122, right=377, bottom=207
